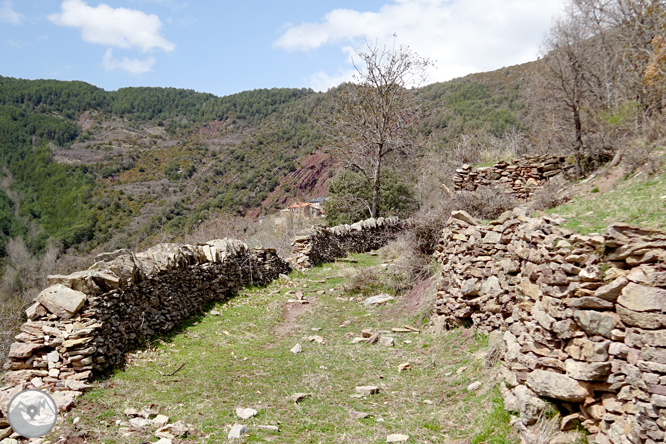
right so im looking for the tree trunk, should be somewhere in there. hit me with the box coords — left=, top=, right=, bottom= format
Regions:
left=573, top=104, right=584, bottom=178
left=370, top=158, right=382, bottom=218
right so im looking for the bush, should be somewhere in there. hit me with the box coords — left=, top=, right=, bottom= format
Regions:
left=451, top=185, right=516, bottom=221
left=529, top=176, right=570, bottom=212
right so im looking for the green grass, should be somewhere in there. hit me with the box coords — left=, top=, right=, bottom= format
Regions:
left=50, top=253, right=517, bottom=444
left=548, top=170, right=666, bottom=234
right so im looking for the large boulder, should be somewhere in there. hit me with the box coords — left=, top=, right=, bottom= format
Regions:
left=36, top=284, right=87, bottom=319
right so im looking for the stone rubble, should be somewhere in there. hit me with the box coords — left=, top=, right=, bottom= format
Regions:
left=432, top=207, right=666, bottom=444
left=452, top=154, right=573, bottom=199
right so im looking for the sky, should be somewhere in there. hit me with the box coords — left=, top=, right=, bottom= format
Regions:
left=0, top=0, right=567, bottom=98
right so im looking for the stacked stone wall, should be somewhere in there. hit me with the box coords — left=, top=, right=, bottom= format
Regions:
left=453, top=155, right=573, bottom=199
left=0, top=239, right=290, bottom=428
left=288, top=216, right=405, bottom=270
left=432, top=209, right=666, bottom=444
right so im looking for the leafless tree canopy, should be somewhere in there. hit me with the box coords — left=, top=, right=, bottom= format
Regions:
left=534, top=0, right=666, bottom=176
left=326, top=39, right=432, bottom=218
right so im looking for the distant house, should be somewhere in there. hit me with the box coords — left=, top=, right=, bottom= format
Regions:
left=309, top=197, right=326, bottom=211
left=286, top=201, right=323, bottom=218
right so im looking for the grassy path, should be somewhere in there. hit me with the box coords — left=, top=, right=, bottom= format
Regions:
left=55, top=253, right=514, bottom=444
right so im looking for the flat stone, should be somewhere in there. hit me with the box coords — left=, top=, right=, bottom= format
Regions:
left=566, top=297, right=615, bottom=310
left=152, top=414, right=169, bottom=428
left=517, top=279, right=541, bottom=301
left=290, top=393, right=311, bottom=402
left=363, top=294, right=394, bottom=307
left=526, top=369, right=592, bottom=402
left=379, top=336, right=395, bottom=347
left=618, top=283, right=666, bottom=312
left=8, top=342, right=44, bottom=359
left=616, top=305, right=666, bottom=329
left=129, top=417, right=151, bottom=430
left=386, top=434, right=410, bottom=442
left=355, top=386, right=380, bottom=396
left=467, top=381, right=482, bottom=392
left=593, top=277, right=629, bottom=301
left=573, top=310, right=616, bottom=338
left=483, top=231, right=502, bottom=244
left=451, top=210, right=479, bottom=226
left=36, top=284, right=87, bottom=319
left=228, top=424, right=249, bottom=440
left=235, top=408, right=257, bottom=420
left=290, top=344, right=302, bottom=354
left=350, top=410, right=370, bottom=419
left=155, top=421, right=188, bottom=439
left=565, top=359, right=611, bottom=381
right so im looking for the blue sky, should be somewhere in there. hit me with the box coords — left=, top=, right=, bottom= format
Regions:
left=0, top=0, right=566, bottom=97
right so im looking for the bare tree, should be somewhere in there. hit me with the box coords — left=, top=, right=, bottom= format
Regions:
left=326, top=39, right=431, bottom=218
left=539, top=6, right=602, bottom=177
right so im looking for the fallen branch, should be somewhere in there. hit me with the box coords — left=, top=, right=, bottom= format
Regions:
left=158, top=362, right=186, bottom=377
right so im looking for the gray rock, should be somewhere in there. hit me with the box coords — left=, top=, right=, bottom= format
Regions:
left=618, top=283, right=666, bottom=312
left=290, top=393, right=311, bottom=402
left=573, top=310, right=616, bottom=338
left=355, top=386, right=380, bottom=396
left=593, top=277, right=629, bottom=301
left=235, top=407, right=257, bottom=420
left=228, top=424, right=249, bottom=439
left=467, top=381, right=482, bottom=392
left=480, top=276, right=502, bottom=297
left=257, top=425, right=279, bottom=432
left=514, top=384, right=546, bottom=425
left=290, top=343, right=302, bottom=354
left=565, top=359, right=611, bottom=381
left=129, top=417, right=151, bottom=430
left=386, top=434, right=410, bottom=442
left=526, top=369, right=592, bottom=402
left=378, top=336, right=395, bottom=347
left=363, top=294, right=394, bottom=306
left=36, top=284, right=87, bottom=319
left=616, top=305, right=666, bottom=329
left=450, top=210, right=479, bottom=226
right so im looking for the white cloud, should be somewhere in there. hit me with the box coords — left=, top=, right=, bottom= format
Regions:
left=0, top=0, right=24, bottom=25
left=49, top=0, right=175, bottom=52
left=102, top=48, right=156, bottom=75
left=275, top=0, right=566, bottom=90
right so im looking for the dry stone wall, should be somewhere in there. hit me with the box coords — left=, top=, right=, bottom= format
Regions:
left=288, top=216, right=405, bottom=270
left=0, top=239, right=289, bottom=427
left=453, top=155, right=573, bottom=199
left=432, top=209, right=666, bottom=444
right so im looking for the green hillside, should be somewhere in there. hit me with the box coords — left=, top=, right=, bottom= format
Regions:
left=0, top=67, right=529, bottom=266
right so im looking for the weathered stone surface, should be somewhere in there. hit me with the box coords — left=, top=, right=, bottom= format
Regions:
left=36, top=284, right=87, bottom=319
left=616, top=305, right=666, bottom=329
left=228, top=424, right=249, bottom=439
left=593, top=277, right=629, bottom=302
left=573, top=310, right=616, bottom=338
left=617, top=283, right=666, bottom=312
left=565, top=338, right=609, bottom=362
left=526, top=369, right=592, bottom=402
left=363, top=294, right=394, bottom=307
left=450, top=210, right=479, bottom=226
left=565, top=359, right=611, bottom=381
left=7, top=343, right=44, bottom=359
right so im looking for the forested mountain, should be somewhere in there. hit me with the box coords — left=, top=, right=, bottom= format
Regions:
left=0, top=65, right=531, bottom=266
